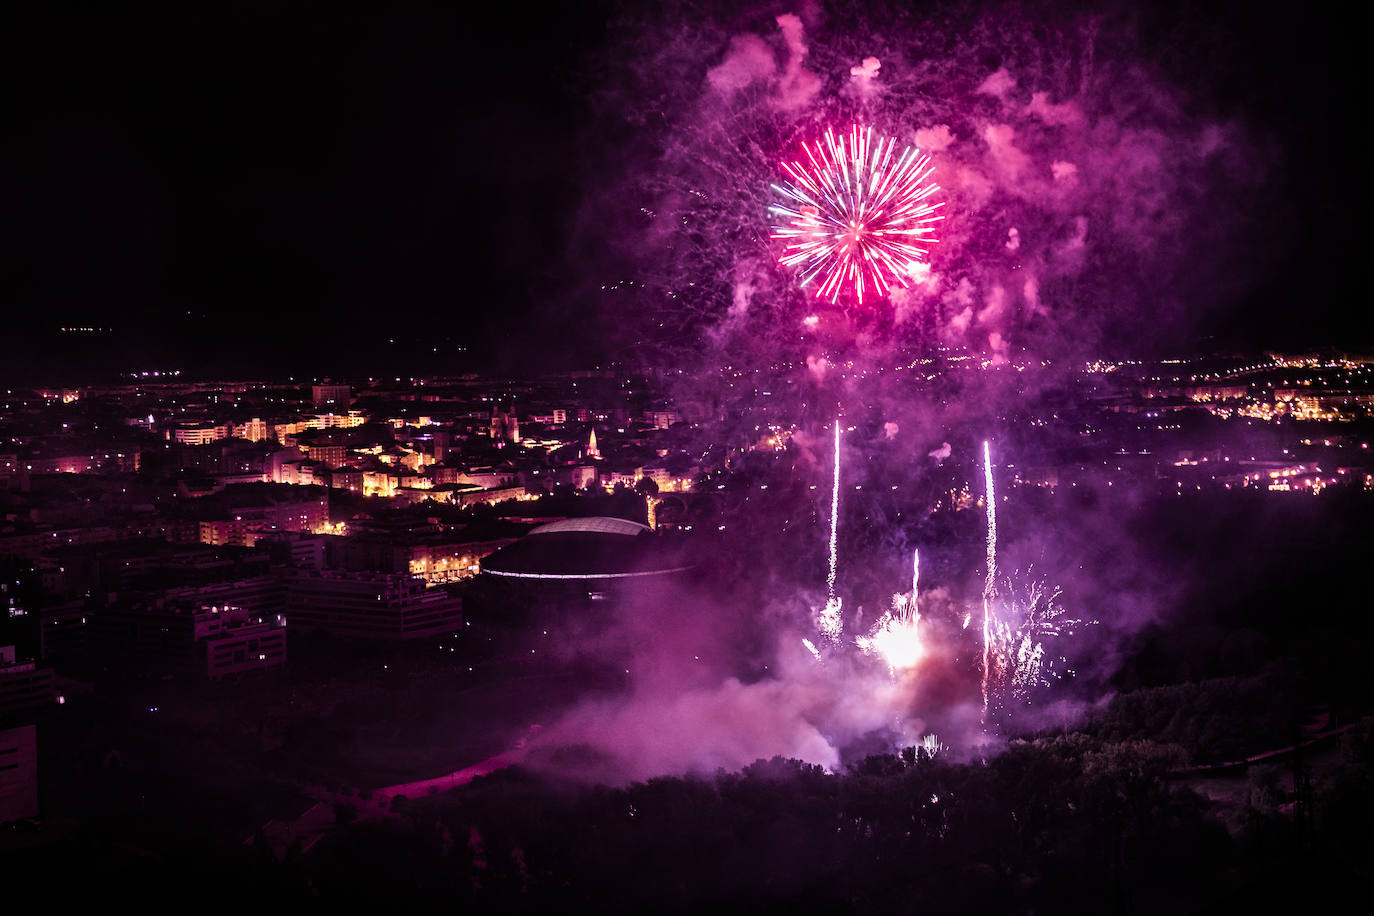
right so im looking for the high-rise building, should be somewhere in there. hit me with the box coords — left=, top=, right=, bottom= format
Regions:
left=93, top=603, right=287, bottom=679
left=490, top=405, right=520, bottom=445
left=283, top=570, right=462, bottom=640
left=171, top=422, right=231, bottom=446
left=311, top=384, right=351, bottom=411
left=0, top=724, right=37, bottom=824
left=0, top=647, right=55, bottom=718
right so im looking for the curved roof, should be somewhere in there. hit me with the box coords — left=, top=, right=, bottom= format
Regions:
left=528, top=517, right=649, bottom=537
left=480, top=517, right=689, bottom=581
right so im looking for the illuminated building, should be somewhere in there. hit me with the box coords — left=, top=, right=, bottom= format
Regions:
left=277, top=459, right=325, bottom=486
left=564, top=464, right=597, bottom=489
left=330, top=466, right=365, bottom=493
left=36, top=387, right=82, bottom=403
left=403, top=545, right=499, bottom=583
left=440, top=467, right=518, bottom=489
left=305, top=444, right=348, bottom=467
left=1184, top=385, right=1247, bottom=401
left=283, top=570, right=462, bottom=640
left=198, top=485, right=330, bottom=547
left=233, top=417, right=273, bottom=442
left=272, top=411, right=365, bottom=445
left=1209, top=461, right=1341, bottom=493
left=603, top=468, right=649, bottom=490
left=448, top=484, right=529, bottom=507
left=171, top=422, right=231, bottom=446
left=311, top=411, right=366, bottom=429
left=363, top=470, right=399, bottom=497
left=333, top=529, right=516, bottom=586
left=639, top=465, right=673, bottom=488
left=490, top=405, right=520, bottom=445
left=311, top=384, right=351, bottom=411
left=644, top=409, right=679, bottom=429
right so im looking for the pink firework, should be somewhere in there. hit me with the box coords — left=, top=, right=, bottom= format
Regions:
left=770, top=125, right=943, bottom=304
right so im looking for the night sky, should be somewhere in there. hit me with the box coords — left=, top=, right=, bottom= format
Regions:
left=0, top=2, right=1363, bottom=381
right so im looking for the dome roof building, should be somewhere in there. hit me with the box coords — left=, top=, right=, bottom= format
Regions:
left=479, top=517, right=690, bottom=581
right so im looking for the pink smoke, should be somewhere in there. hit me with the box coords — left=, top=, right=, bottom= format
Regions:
left=915, top=124, right=955, bottom=153
left=706, top=34, right=775, bottom=93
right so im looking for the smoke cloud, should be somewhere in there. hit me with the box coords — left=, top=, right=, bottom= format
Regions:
left=540, top=0, right=1290, bottom=781
left=579, top=0, right=1272, bottom=370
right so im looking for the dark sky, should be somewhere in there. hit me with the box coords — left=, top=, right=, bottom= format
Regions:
left=0, top=2, right=1363, bottom=381
left=1, top=7, right=609, bottom=378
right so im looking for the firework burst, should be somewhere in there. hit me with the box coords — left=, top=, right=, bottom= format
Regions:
left=770, top=125, right=943, bottom=304
left=985, top=570, right=1084, bottom=709
left=857, top=549, right=923, bottom=675
left=856, top=609, right=922, bottom=675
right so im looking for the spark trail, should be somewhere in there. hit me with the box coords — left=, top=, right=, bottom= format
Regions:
left=984, top=571, right=1083, bottom=709
left=818, top=418, right=843, bottom=641
left=828, top=419, right=841, bottom=599
left=905, top=547, right=920, bottom=623
left=982, top=440, right=997, bottom=722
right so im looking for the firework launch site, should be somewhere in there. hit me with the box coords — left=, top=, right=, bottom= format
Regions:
left=3, top=0, right=1371, bottom=910
left=6, top=351, right=1370, bottom=910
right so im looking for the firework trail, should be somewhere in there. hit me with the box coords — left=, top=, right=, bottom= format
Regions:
left=769, top=125, right=943, bottom=304
left=905, top=546, right=920, bottom=623
left=983, top=441, right=998, bottom=588
left=828, top=419, right=841, bottom=599
left=817, top=418, right=843, bottom=642
left=982, top=439, right=997, bottom=721
left=807, top=414, right=840, bottom=637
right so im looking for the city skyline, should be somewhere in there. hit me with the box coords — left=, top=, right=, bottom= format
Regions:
left=3, top=2, right=1371, bottom=909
